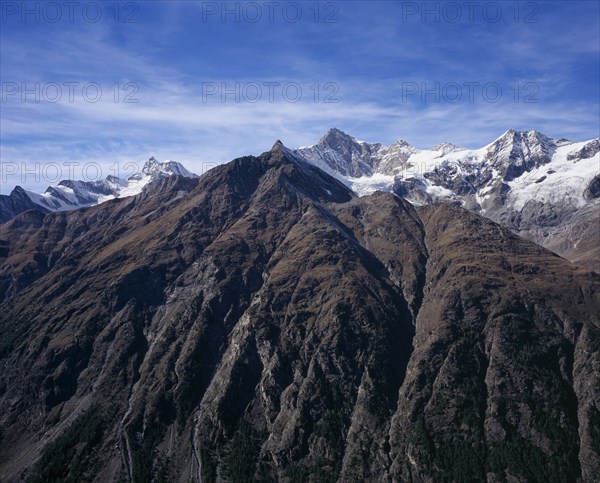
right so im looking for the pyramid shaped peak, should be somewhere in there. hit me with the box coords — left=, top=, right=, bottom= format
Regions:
left=319, top=127, right=357, bottom=144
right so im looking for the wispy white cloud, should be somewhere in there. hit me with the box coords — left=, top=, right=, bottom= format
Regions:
left=1, top=0, right=598, bottom=192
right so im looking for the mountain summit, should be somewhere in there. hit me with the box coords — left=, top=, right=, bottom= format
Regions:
left=0, top=144, right=599, bottom=482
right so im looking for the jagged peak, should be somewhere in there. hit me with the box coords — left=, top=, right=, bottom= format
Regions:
left=556, top=138, right=573, bottom=146
left=319, top=127, right=359, bottom=145
left=262, top=139, right=291, bottom=164
left=525, top=129, right=554, bottom=143
left=57, top=179, right=78, bottom=189
left=315, top=129, right=417, bottom=151
left=492, top=129, right=518, bottom=144
left=265, top=139, right=314, bottom=169
left=493, top=128, right=553, bottom=144
left=325, top=127, right=349, bottom=136
left=11, top=186, right=27, bottom=195
left=140, top=157, right=198, bottom=179
left=271, top=139, right=285, bottom=152
left=265, top=139, right=293, bottom=159
left=142, top=156, right=161, bottom=174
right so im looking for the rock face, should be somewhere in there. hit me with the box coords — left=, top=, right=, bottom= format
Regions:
left=296, top=129, right=600, bottom=272
left=0, top=144, right=599, bottom=483
left=0, top=157, right=198, bottom=222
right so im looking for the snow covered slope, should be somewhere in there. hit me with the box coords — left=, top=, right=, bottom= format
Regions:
left=0, top=157, right=199, bottom=223
left=295, top=128, right=600, bottom=270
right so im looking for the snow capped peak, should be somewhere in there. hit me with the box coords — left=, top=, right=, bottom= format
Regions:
left=141, top=157, right=198, bottom=179
left=323, top=126, right=351, bottom=137
left=489, top=129, right=519, bottom=148
left=290, top=131, right=599, bottom=272
left=160, top=161, right=197, bottom=178
left=4, top=157, right=200, bottom=217
left=490, top=129, right=554, bottom=147
left=525, top=129, right=554, bottom=144
left=486, top=129, right=554, bottom=155
left=292, top=129, right=599, bottom=211
left=503, top=128, right=517, bottom=137
left=481, top=130, right=557, bottom=181
left=319, top=127, right=361, bottom=147
left=142, top=156, right=162, bottom=175
left=296, top=129, right=380, bottom=177
left=57, top=179, right=76, bottom=189
left=432, top=142, right=462, bottom=154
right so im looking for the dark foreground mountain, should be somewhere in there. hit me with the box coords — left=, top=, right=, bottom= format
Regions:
left=0, top=143, right=599, bottom=482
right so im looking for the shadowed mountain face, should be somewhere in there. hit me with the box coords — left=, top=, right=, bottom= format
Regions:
left=0, top=144, right=599, bottom=483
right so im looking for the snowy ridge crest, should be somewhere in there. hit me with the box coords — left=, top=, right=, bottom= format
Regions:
left=11, top=157, right=199, bottom=213
left=293, top=128, right=600, bottom=211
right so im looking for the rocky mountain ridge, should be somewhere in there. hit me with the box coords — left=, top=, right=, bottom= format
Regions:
left=295, top=128, right=600, bottom=270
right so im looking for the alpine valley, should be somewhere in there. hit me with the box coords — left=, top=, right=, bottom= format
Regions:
left=0, top=131, right=599, bottom=483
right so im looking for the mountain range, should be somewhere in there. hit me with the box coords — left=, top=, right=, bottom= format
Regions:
left=0, top=139, right=599, bottom=482
left=2, top=128, right=598, bottom=270
left=295, top=128, right=600, bottom=272
left=0, top=157, right=197, bottom=223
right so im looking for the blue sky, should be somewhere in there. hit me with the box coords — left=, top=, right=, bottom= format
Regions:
left=1, top=0, right=599, bottom=191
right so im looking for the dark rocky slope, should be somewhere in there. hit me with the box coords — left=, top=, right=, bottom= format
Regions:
left=0, top=143, right=598, bottom=482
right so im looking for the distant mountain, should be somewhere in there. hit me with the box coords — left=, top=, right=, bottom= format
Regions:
left=295, top=128, right=600, bottom=270
left=0, top=142, right=599, bottom=482
left=0, top=157, right=198, bottom=223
